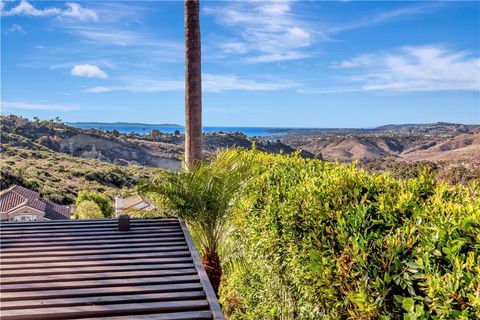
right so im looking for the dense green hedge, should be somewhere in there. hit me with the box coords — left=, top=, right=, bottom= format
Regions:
left=220, top=152, right=479, bottom=319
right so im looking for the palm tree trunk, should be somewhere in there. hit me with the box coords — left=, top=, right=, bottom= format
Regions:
left=184, top=0, right=202, bottom=171
left=202, top=250, right=222, bottom=295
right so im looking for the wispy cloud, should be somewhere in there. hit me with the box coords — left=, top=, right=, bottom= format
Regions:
left=247, top=52, right=309, bottom=63
left=205, top=0, right=313, bottom=63
left=4, top=23, right=25, bottom=34
left=2, top=0, right=60, bottom=17
left=85, top=74, right=299, bottom=94
left=71, top=64, right=108, bottom=79
left=207, top=1, right=445, bottom=64
left=63, top=26, right=182, bottom=53
left=300, top=45, right=480, bottom=94
left=61, top=2, right=98, bottom=22
left=203, top=74, right=298, bottom=92
left=2, top=0, right=98, bottom=21
left=1, top=101, right=79, bottom=111
left=327, top=3, right=444, bottom=34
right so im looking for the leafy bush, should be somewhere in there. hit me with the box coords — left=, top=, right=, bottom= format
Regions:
left=76, top=190, right=114, bottom=218
left=221, top=151, right=480, bottom=319
left=74, top=200, right=103, bottom=219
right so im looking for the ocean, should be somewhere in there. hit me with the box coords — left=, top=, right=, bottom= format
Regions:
left=68, top=123, right=285, bottom=137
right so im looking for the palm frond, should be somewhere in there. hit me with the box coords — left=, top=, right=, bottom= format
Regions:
left=139, top=148, right=259, bottom=255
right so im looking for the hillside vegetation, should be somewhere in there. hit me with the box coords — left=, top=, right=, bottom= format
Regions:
left=1, top=115, right=307, bottom=171
left=0, top=115, right=309, bottom=204
left=284, top=124, right=480, bottom=163
left=1, top=146, right=156, bottom=205
left=217, top=150, right=479, bottom=319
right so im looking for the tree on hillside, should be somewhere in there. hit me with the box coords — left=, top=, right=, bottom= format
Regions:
left=150, top=129, right=161, bottom=141
left=75, top=200, right=103, bottom=219
left=76, top=191, right=113, bottom=218
left=184, top=0, right=202, bottom=170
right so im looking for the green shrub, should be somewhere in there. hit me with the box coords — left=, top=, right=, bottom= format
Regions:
left=221, top=151, right=480, bottom=319
left=76, top=190, right=114, bottom=218
left=74, top=200, right=103, bottom=219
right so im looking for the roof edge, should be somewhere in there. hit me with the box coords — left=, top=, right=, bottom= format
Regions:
left=0, top=185, right=16, bottom=197
left=179, top=218, right=224, bottom=320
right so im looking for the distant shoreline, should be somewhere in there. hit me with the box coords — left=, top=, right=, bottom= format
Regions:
left=67, top=122, right=182, bottom=127
left=67, top=121, right=477, bottom=138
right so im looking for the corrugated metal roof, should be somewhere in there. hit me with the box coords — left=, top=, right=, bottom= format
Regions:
left=0, top=218, right=224, bottom=320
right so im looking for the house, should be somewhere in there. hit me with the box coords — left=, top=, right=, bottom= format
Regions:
left=0, top=217, right=224, bottom=319
left=115, top=194, right=155, bottom=215
left=0, top=185, right=71, bottom=222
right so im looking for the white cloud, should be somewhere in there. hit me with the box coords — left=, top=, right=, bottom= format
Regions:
left=1, top=101, right=78, bottom=111
left=247, top=52, right=309, bottom=63
left=220, top=42, right=249, bottom=54
left=71, top=64, right=108, bottom=79
left=207, top=1, right=445, bottom=64
left=4, top=23, right=25, bottom=34
left=327, top=3, right=443, bottom=34
left=2, top=0, right=60, bottom=16
left=85, top=79, right=183, bottom=93
left=2, top=0, right=97, bottom=21
left=61, top=2, right=98, bottom=22
left=285, top=27, right=311, bottom=47
left=85, top=74, right=299, bottom=93
left=206, top=0, right=313, bottom=63
left=203, top=74, right=299, bottom=92
left=302, top=45, right=480, bottom=94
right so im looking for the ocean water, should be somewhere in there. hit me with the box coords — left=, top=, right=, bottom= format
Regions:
left=68, top=123, right=285, bottom=137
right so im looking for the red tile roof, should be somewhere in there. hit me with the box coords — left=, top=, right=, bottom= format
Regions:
left=0, top=191, right=25, bottom=213
left=0, top=185, right=70, bottom=220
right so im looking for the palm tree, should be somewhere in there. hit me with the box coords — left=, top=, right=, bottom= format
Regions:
left=184, top=0, right=202, bottom=170
left=140, top=149, right=257, bottom=294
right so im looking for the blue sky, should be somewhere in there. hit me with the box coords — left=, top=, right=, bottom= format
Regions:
left=1, top=0, right=479, bottom=127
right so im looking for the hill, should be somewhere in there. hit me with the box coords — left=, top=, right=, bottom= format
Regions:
left=285, top=123, right=480, bottom=163
left=0, top=115, right=313, bottom=203
left=2, top=115, right=309, bottom=171
left=1, top=145, right=156, bottom=205
left=1, top=115, right=478, bottom=202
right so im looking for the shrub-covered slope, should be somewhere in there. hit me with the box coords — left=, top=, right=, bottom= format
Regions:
left=221, top=151, right=480, bottom=319
left=0, top=146, right=156, bottom=205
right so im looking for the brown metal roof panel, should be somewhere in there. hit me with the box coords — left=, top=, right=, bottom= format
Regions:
left=0, top=218, right=224, bottom=320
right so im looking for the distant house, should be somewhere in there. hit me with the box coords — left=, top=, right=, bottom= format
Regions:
left=115, top=195, right=155, bottom=215
left=0, top=185, right=71, bottom=222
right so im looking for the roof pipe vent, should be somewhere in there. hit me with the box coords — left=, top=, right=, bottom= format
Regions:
left=118, top=214, right=130, bottom=231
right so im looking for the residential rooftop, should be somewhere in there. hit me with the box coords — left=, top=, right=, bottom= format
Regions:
left=0, top=185, right=70, bottom=221
left=0, top=218, right=223, bottom=320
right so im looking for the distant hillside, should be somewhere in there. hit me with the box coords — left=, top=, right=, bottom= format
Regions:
left=287, top=122, right=480, bottom=162
left=1, top=115, right=313, bottom=171
left=0, top=115, right=315, bottom=203
left=1, top=145, right=156, bottom=205
left=374, top=122, right=477, bottom=135
left=2, top=115, right=478, bottom=196
left=300, top=133, right=480, bottom=163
